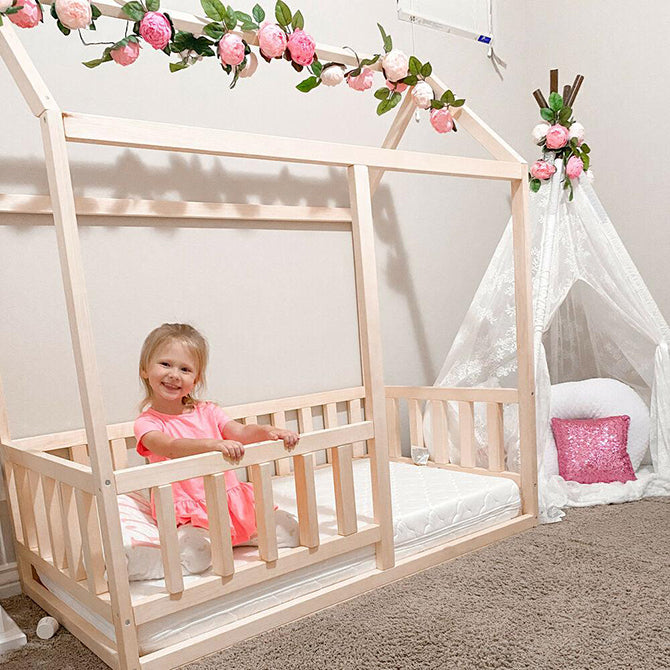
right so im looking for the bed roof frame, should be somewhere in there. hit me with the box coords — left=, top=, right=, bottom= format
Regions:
left=0, top=6, right=537, bottom=668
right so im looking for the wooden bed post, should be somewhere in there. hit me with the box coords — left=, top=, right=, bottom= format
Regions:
left=347, top=164, right=394, bottom=570
left=511, top=177, right=538, bottom=518
left=39, top=108, right=141, bottom=669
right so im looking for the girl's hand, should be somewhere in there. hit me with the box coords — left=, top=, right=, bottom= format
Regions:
left=267, top=428, right=300, bottom=451
left=216, top=440, right=245, bottom=462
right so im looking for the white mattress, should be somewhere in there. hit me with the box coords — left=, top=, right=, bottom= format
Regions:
left=41, top=460, right=520, bottom=654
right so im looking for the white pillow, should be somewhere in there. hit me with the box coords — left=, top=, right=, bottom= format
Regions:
left=546, top=378, right=650, bottom=476
left=117, top=492, right=211, bottom=580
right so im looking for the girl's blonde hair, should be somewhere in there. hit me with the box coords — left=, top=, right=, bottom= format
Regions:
left=139, top=323, right=208, bottom=411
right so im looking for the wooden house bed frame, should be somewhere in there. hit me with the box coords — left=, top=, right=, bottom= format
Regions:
left=0, top=5, right=538, bottom=669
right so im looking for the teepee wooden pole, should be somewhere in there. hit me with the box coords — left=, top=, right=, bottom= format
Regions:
left=510, top=177, right=538, bottom=519
left=40, top=107, right=140, bottom=669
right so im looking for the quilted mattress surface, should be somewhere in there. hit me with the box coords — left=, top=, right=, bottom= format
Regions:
left=42, top=459, right=521, bottom=653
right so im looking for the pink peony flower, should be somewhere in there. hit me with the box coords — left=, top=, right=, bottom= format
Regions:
left=382, top=48, right=409, bottom=82
left=0, top=0, right=14, bottom=10
left=530, top=160, right=556, bottom=180
left=386, top=80, right=408, bottom=93
left=8, top=0, right=42, bottom=28
left=55, top=0, right=91, bottom=29
left=287, top=28, right=315, bottom=66
left=320, top=64, right=345, bottom=87
left=218, top=33, right=245, bottom=66
left=545, top=124, right=570, bottom=149
left=258, top=21, right=287, bottom=59
left=111, top=41, right=141, bottom=66
left=238, top=52, right=258, bottom=78
left=347, top=67, right=374, bottom=92
left=430, top=107, right=454, bottom=134
left=412, top=81, right=433, bottom=109
left=566, top=155, right=584, bottom=180
left=139, top=11, right=172, bottom=50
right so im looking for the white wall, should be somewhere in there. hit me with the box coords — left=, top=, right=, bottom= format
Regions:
left=0, top=1, right=667, bottom=584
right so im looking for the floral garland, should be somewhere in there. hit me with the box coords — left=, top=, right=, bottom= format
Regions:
left=529, top=91, right=591, bottom=201
left=0, top=0, right=465, bottom=134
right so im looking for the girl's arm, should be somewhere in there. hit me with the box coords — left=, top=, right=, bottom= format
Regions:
left=222, top=420, right=299, bottom=450
left=140, top=430, right=244, bottom=462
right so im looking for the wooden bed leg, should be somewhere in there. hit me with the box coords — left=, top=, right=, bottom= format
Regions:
left=348, top=164, right=395, bottom=570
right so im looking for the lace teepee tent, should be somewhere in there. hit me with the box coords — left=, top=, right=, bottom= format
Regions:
left=428, top=159, right=670, bottom=522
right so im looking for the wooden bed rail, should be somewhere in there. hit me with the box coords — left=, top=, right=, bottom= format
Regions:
left=384, top=386, right=519, bottom=482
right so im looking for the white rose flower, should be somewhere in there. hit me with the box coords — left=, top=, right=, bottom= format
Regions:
left=320, top=64, right=345, bottom=87
left=531, top=123, right=549, bottom=144
left=0, top=0, right=14, bottom=11
left=569, top=121, right=585, bottom=143
left=239, top=52, right=258, bottom=78
left=411, top=81, right=433, bottom=109
left=382, top=48, right=409, bottom=82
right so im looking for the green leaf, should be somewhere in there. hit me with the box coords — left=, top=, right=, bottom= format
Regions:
left=540, top=107, right=554, bottom=122
left=50, top=2, right=57, bottom=19
left=146, top=0, right=159, bottom=11
left=291, top=9, right=304, bottom=30
left=235, top=10, right=253, bottom=23
left=224, top=5, right=236, bottom=30
left=384, top=35, right=392, bottom=52
left=275, top=0, right=291, bottom=26
left=82, top=51, right=112, bottom=68
left=388, top=91, right=402, bottom=110
left=56, top=20, right=71, bottom=35
left=203, top=22, right=224, bottom=39
left=530, top=178, right=541, bottom=193
left=408, top=56, right=421, bottom=76
left=549, top=91, right=563, bottom=111
left=91, top=4, right=101, bottom=19
left=420, top=62, right=432, bottom=78
left=252, top=3, right=264, bottom=22
left=169, top=61, right=190, bottom=72
left=401, top=74, right=418, bottom=86
left=122, top=1, right=145, bottom=21
left=359, top=54, right=380, bottom=67
left=451, top=98, right=465, bottom=107
left=0, top=15, right=3, bottom=26
left=311, top=60, right=322, bottom=77
left=374, top=87, right=389, bottom=100
left=581, top=143, right=590, bottom=154
left=441, top=89, right=455, bottom=104
left=377, top=23, right=387, bottom=41
left=200, top=0, right=225, bottom=22
left=240, top=21, right=257, bottom=31
left=296, top=76, right=320, bottom=92
left=5, top=5, right=21, bottom=13
left=582, top=155, right=590, bottom=171
left=558, top=105, right=572, bottom=121
left=377, top=98, right=391, bottom=115
left=430, top=100, right=444, bottom=110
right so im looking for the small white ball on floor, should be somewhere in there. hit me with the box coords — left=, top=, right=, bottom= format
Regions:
left=36, top=616, right=59, bottom=640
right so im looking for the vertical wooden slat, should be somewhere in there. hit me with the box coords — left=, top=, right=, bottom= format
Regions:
left=297, top=407, right=313, bottom=434
left=347, top=398, right=367, bottom=457
left=70, top=444, right=89, bottom=465
left=13, top=465, right=37, bottom=549
left=41, top=107, right=140, bottom=665
left=487, top=403, right=505, bottom=471
left=153, top=485, right=183, bottom=594
left=348, top=163, right=394, bottom=570
left=408, top=398, right=424, bottom=447
left=75, top=489, right=107, bottom=594
left=459, top=401, right=476, bottom=468
left=243, top=416, right=257, bottom=482
left=60, top=483, right=85, bottom=580
left=293, top=453, right=319, bottom=548
left=511, top=177, right=538, bottom=518
left=430, top=400, right=449, bottom=464
left=323, top=403, right=338, bottom=464
left=331, top=445, right=357, bottom=536
left=272, top=411, right=291, bottom=476
left=4, top=463, right=23, bottom=544
left=249, top=462, right=277, bottom=562
left=203, top=473, right=234, bottom=577
left=110, top=438, right=128, bottom=470
left=30, top=471, right=52, bottom=560
left=385, top=397, right=401, bottom=459
left=42, top=476, right=67, bottom=570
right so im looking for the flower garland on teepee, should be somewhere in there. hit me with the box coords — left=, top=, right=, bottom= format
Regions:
left=0, top=0, right=466, bottom=134
left=528, top=71, right=592, bottom=201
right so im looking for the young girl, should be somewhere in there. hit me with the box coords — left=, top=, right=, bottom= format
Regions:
left=134, top=323, right=300, bottom=548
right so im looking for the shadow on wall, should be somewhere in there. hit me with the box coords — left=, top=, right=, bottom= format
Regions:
left=0, top=150, right=436, bottom=380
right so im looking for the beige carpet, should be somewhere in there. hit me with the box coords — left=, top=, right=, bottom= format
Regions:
left=1, top=497, right=668, bottom=669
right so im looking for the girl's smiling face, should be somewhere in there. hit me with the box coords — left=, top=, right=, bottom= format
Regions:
left=141, top=339, right=199, bottom=413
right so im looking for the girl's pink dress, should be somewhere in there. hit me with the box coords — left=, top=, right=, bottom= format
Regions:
left=134, top=402, right=257, bottom=545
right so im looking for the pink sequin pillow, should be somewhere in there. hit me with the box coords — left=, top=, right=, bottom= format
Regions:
left=550, top=416, right=637, bottom=484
